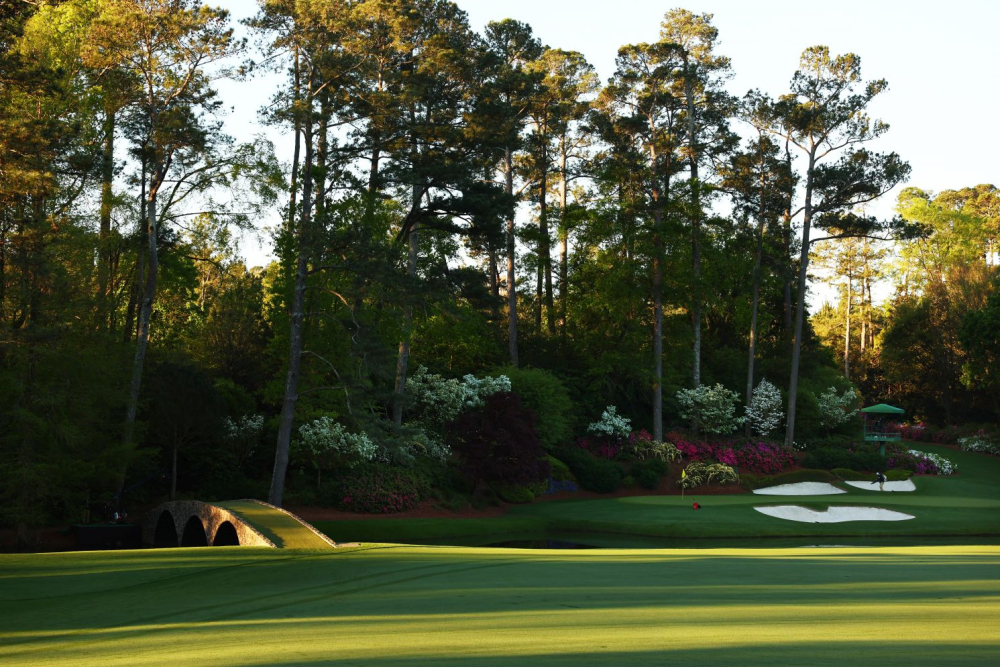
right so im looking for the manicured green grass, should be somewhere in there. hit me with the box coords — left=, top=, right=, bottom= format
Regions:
left=215, top=501, right=333, bottom=549
left=318, top=443, right=1000, bottom=545
left=2, top=544, right=1000, bottom=666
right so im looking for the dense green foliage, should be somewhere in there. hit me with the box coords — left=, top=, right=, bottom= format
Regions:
left=0, top=1, right=995, bottom=535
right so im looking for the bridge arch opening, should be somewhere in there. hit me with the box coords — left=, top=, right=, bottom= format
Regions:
left=213, top=521, right=240, bottom=546
left=180, top=516, right=208, bottom=547
left=153, top=511, right=178, bottom=548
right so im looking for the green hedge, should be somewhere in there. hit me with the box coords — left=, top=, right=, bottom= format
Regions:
left=741, top=468, right=838, bottom=490
left=493, top=366, right=574, bottom=449
left=557, top=448, right=624, bottom=493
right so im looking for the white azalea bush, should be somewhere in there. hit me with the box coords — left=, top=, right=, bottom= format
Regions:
left=405, top=366, right=511, bottom=425
left=909, top=449, right=958, bottom=475
left=745, top=379, right=783, bottom=436
left=221, top=413, right=264, bottom=468
left=295, top=417, right=380, bottom=486
left=587, top=405, right=632, bottom=440
left=817, top=386, right=859, bottom=431
left=676, top=383, right=743, bottom=435
left=958, top=434, right=1000, bottom=456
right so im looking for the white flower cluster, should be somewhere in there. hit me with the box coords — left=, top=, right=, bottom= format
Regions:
left=587, top=405, right=632, bottom=439
left=223, top=413, right=264, bottom=441
left=222, top=414, right=264, bottom=467
left=817, top=387, right=859, bottom=430
left=406, top=366, right=511, bottom=424
left=676, top=383, right=743, bottom=435
left=958, top=435, right=1000, bottom=456
left=297, top=417, right=379, bottom=467
left=745, top=379, right=783, bottom=436
left=909, top=449, right=958, bottom=475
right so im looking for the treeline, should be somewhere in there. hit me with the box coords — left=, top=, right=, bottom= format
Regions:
left=1, top=1, right=997, bottom=535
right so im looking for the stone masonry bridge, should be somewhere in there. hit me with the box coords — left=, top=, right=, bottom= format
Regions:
left=142, top=499, right=337, bottom=549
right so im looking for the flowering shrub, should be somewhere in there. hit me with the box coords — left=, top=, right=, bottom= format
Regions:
left=406, top=366, right=511, bottom=425
left=679, top=462, right=739, bottom=488
left=959, top=434, right=1000, bottom=456
left=676, top=384, right=743, bottom=435
left=576, top=436, right=622, bottom=460
left=888, top=448, right=958, bottom=475
left=222, top=413, right=264, bottom=468
left=296, top=418, right=379, bottom=479
left=587, top=406, right=632, bottom=440
left=626, top=437, right=681, bottom=463
left=337, top=464, right=426, bottom=513
left=715, top=441, right=796, bottom=475
left=817, top=387, right=859, bottom=431
left=745, top=379, right=783, bottom=436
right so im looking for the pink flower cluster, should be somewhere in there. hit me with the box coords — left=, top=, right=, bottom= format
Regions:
left=576, top=436, right=621, bottom=460
left=665, top=431, right=795, bottom=474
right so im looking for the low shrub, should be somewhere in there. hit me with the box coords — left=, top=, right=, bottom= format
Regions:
left=546, top=455, right=575, bottom=482
left=336, top=463, right=428, bottom=514
left=742, top=469, right=837, bottom=490
left=493, top=366, right=574, bottom=449
left=493, top=481, right=546, bottom=504
left=632, top=465, right=661, bottom=490
left=888, top=448, right=958, bottom=475
left=803, top=446, right=887, bottom=472
left=558, top=448, right=624, bottom=493
left=621, top=475, right=636, bottom=488
left=679, top=462, right=739, bottom=489
left=715, top=441, right=795, bottom=474
left=624, top=432, right=682, bottom=463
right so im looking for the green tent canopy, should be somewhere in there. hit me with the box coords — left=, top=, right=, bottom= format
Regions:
left=861, top=403, right=906, bottom=415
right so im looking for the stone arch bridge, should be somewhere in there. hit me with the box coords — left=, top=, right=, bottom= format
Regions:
left=142, top=499, right=337, bottom=549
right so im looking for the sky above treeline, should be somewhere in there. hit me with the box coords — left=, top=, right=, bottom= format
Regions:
left=215, top=0, right=999, bottom=302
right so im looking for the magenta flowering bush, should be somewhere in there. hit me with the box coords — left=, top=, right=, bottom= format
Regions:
left=665, top=431, right=795, bottom=474
left=576, top=436, right=622, bottom=460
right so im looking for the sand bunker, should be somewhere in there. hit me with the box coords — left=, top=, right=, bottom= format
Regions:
left=844, top=479, right=916, bottom=492
left=752, top=482, right=846, bottom=496
left=754, top=505, right=915, bottom=523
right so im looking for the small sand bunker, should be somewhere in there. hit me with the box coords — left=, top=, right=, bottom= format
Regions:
left=752, top=482, right=846, bottom=496
left=844, top=480, right=916, bottom=492
left=754, top=505, right=915, bottom=523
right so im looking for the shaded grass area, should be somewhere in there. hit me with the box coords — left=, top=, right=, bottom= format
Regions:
left=2, top=545, right=1000, bottom=666
left=215, top=501, right=332, bottom=549
left=319, top=443, right=1000, bottom=545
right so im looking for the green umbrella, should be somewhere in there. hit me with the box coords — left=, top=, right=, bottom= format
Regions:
left=861, top=403, right=906, bottom=415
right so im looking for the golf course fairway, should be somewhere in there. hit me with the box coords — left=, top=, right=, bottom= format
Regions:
left=3, top=544, right=1000, bottom=666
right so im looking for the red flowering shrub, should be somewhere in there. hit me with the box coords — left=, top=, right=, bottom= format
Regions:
left=576, top=436, right=622, bottom=460
left=667, top=430, right=795, bottom=474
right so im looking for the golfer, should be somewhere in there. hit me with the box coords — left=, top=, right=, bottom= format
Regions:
left=872, top=471, right=887, bottom=492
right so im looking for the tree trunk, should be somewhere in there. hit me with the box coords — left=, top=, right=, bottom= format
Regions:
left=539, top=132, right=555, bottom=335
left=269, top=111, right=315, bottom=508
left=170, top=445, right=178, bottom=501
left=505, top=146, right=519, bottom=367
left=785, top=152, right=817, bottom=447
left=650, top=139, right=663, bottom=442
left=558, top=151, right=569, bottom=337
left=97, top=109, right=115, bottom=331
left=745, top=160, right=767, bottom=437
left=686, top=74, right=702, bottom=389
left=844, top=272, right=852, bottom=379
left=123, top=162, right=162, bottom=457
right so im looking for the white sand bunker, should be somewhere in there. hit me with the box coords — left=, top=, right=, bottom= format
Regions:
left=754, top=505, right=915, bottom=523
left=752, top=482, right=846, bottom=495
left=844, top=479, right=916, bottom=492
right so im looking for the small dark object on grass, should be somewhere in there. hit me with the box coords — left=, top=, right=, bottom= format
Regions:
left=693, top=501, right=701, bottom=510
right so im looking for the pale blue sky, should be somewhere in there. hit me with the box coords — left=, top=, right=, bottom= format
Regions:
left=218, top=0, right=999, bottom=298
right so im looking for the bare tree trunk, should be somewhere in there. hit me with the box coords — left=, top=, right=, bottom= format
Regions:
left=170, top=445, right=178, bottom=501
left=269, top=110, right=314, bottom=508
left=505, top=146, right=519, bottom=367
left=860, top=273, right=867, bottom=354
left=686, top=74, right=702, bottom=389
left=785, top=152, right=817, bottom=447
left=745, top=159, right=767, bottom=437
left=844, top=271, right=852, bottom=380
left=558, top=151, right=569, bottom=337
left=650, top=139, right=663, bottom=442
left=781, top=141, right=794, bottom=334
left=539, top=135, right=555, bottom=335
left=123, top=159, right=162, bottom=458
left=97, top=109, right=115, bottom=331
left=287, top=46, right=301, bottom=230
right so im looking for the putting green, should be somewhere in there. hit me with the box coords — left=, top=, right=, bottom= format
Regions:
left=2, top=545, right=999, bottom=666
